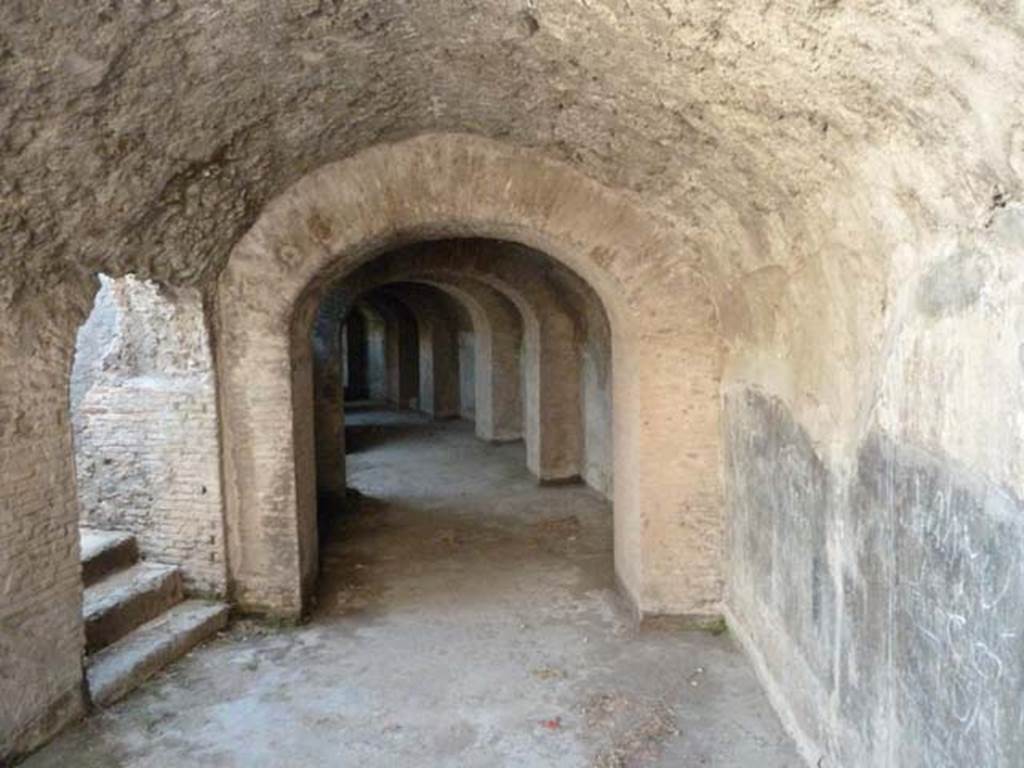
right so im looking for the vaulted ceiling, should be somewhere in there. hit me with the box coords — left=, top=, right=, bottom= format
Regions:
left=4, top=1, right=1020, bottom=301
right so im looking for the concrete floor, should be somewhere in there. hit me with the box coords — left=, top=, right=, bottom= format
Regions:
left=24, top=407, right=801, bottom=767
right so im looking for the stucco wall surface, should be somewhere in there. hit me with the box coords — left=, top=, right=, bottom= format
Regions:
left=723, top=204, right=1024, bottom=767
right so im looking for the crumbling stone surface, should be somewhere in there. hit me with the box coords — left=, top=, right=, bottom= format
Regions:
left=3, top=2, right=1020, bottom=316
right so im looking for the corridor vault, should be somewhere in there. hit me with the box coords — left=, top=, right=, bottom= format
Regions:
left=2, top=3, right=1024, bottom=766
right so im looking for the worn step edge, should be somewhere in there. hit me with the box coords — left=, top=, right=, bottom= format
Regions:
left=84, top=562, right=184, bottom=653
left=80, top=529, right=139, bottom=586
left=87, top=600, right=230, bottom=707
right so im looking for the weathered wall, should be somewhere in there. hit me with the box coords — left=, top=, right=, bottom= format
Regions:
left=0, top=276, right=93, bottom=762
left=71, top=276, right=227, bottom=596
left=723, top=203, right=1024, bottom=767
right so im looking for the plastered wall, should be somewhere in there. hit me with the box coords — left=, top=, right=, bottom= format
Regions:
left=723, top=184, right=1024, bottom=767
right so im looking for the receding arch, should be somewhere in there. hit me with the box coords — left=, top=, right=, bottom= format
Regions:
left=215, top=133, right=722, bottom=620
left=376, top=283, right=461, bottom=419
left=365, top=273, right=523, bottom=440
left=314, top=243, right=584, bottom=480
left=406, top=276, right=523, bottom=442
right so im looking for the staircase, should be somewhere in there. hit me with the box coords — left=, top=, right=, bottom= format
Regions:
left=79, top=528, right=229, bottom=706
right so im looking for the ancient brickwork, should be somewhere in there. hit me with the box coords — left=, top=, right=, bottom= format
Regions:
left=72, top=277, right=226, bottom=596
left=0, top=278, right=94, bottom=760
left=216, top=135, right=722, bottom=624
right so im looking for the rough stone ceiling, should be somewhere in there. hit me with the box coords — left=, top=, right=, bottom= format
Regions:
left=2, top=1, right=1022, bottom=298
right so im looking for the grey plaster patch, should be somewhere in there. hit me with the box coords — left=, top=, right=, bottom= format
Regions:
left=723, top=387, right=836, bottom=690
left=854, top=433, right=1024, bottom=768
left=725, top=386, right=1024, bottom=767
left=916, top=247, right=986, bottom=318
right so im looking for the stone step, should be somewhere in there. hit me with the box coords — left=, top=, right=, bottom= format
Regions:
left=80, top=528, right=139, bottom=586
left=87, top=600, right=230, bottom=707
left=83, top=562, right=183, bottom=653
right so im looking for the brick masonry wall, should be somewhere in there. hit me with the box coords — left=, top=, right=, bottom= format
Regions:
left=1, top=277, right=94, bottom=760
left=71, top=276, right=226, bottom=596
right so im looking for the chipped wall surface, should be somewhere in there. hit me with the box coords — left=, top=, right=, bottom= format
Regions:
left=71, top=276, right=227, bottom=596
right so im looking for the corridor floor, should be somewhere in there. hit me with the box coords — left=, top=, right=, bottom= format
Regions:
left=24, top=408, right=800, bottom=767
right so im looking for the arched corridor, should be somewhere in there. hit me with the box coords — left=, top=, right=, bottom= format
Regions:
left=23, top=406, right=798, bottom=767
left=4, top=7, right=1024, bottom=759
left=20, top=147, right=739, bottom=766
left=216, top=141, right=722, bottom=626
left=314, top=238, right=613, bottom=506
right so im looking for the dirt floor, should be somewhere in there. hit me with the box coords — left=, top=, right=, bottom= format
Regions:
left=23, top=407, right=801, bottom=767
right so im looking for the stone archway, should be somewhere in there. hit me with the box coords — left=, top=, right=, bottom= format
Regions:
left=214, top=133, right=722, bottom=620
